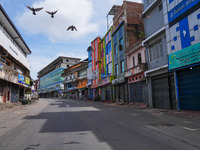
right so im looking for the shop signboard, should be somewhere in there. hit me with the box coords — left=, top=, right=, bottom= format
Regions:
left=112, top=79, right=118, bottom=85
left=18, top=74, right=25, bottom=84
left=169, top=42, right=200, bottom=70
left=168, top=0, right=200, bottom=24
left=25, top=77, right=30, bottom=86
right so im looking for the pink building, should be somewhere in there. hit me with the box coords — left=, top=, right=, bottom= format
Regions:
left=124, top=40, right=148, bottom=103
left=91, top=37, right=101, bottom=97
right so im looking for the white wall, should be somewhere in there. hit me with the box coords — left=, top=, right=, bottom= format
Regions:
left=0, top=27, right=30, bottom=70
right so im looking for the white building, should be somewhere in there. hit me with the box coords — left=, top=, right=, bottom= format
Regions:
left=0, top=4, right=32, bottom=103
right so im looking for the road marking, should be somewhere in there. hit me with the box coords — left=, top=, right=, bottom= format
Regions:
left=183, top=127, right=200, bottom=131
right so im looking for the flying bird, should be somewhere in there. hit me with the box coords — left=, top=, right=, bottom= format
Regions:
left=67, top=25, right=77, bottom=31
left=26, top=6, right=43, bottom=15
left=45, top=10, right=58, bottom=18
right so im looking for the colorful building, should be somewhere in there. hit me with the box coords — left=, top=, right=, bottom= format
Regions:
left=87, top=46, right=93, bottom=100
left=98, top=28, right=114, bottom=101
left=62, top=59, right=88, bottom=99
left=91, top=37, right=101, bottom=98
left=108, top=1, right=144, bottom=102
left=164, top=0, right=200, bottom=111
left=124, top=40, right=148, bottom=103
left=37, top=56, right=81, bottom=98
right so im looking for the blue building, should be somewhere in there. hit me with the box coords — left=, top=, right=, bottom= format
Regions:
left=37, top=56, right=81, bottom=98
left=108, top=1, right=143, bottom=102
left=164, top=0, right=200, bottom=111
left=87, top=46, right=93, bottom=99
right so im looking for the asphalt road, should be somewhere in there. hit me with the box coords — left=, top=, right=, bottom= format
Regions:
left=0, top=98, right=199, bottom=150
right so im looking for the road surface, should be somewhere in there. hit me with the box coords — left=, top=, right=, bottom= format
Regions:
left=0, top=98, right=199, bottom=150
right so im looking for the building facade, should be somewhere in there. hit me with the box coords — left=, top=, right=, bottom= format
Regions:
left=87, top=46, right=93, bottom=100
left=125, top=40, right=148, bottom=103
left=98, top=28, right=114, bottom=101
left=142, top=0, right=176, bottom=109
left=38, top=56, right=80, bottom=98
left=62, top=60, right=88, bottom=99
left=0, top=5, right=32, bottom=103
left=91, top=37, right=101, bottom=98
left=164, top=0, right=200, bottom=111
left=109, top=1, right=144, bottom=102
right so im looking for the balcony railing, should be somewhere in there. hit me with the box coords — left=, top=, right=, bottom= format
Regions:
left=125, top=63, right=147, bottom=78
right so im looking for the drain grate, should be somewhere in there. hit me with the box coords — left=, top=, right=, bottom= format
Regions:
left=149, top=123, right=174, bottom=127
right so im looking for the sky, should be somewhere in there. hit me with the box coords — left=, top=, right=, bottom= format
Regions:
left=0, top=0, right=141, bottom=80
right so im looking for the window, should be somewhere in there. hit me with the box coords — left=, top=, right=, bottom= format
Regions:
left=114, top=44, right=117, bottom=55
left=138, top=53, right=142, bottom=64
left=115, top=64, right=118, bottom=76
left=149, top=40, right=163, bottom=61
left=119, top=38, right=123, bottom=50
left=108, top=63, right=112, bottom=75
left=66, top=60, right=69, bottom=62
left=120, top=60, right=124, bottom=73
left=132, top=56, right=135, bottom=67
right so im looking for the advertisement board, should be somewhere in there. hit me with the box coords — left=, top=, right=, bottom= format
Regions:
left=169, top=42, right=200, bottom=70
left=18, top=74, right=25, bottom=84
left=168, top=0, right=200, bottom=24
left=25, top=77, right=30, bottom=85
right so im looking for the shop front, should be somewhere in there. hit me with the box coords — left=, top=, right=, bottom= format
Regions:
left=169, top=42, right=200, bottom=111
left=98, top=77, right=113, bottom=101
left=112, top=77, right=128, bottom=102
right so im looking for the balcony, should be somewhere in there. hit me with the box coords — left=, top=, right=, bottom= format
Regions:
left=0, top=61, right=19, bottom=84
left=125, top=63, right=147, bottom=78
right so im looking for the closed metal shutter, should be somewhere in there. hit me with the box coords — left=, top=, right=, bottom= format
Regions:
left=178, top=66, right=200, bottom=111
left=114, top=85, right=120, bottom=102
left=129, top=82, right=143, bottom=102
left=120, top=83, right=125, bottom=102
left=101, top=87, right=106, bottom=101
left=169, top=75, right=177, bottom=109
left=152, top=74, right=170, bottom=109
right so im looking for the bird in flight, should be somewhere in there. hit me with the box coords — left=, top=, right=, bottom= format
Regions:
left=45, top=10, right=58, bottom=18
left=26, top=6, right=43, bottom=15
left=67, top=25, right=77, bottom=31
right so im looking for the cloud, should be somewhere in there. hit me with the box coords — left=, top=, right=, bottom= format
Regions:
left=28, top=54, right=53, bottom=79
left=16, top=0, right=98, bottom=42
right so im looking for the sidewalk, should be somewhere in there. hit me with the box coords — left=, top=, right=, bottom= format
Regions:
left=89, top=99, right=200, bottom=148
left=0, top=99, right=49, bottom=137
